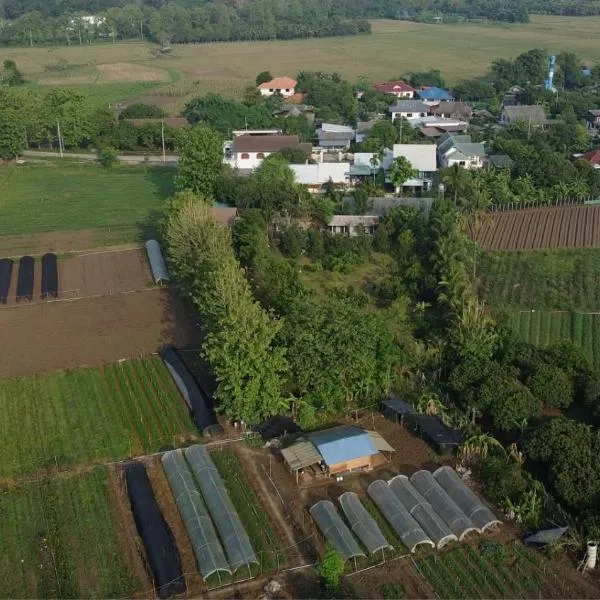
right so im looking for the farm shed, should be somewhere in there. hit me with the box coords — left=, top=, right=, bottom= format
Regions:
left=124, top=461, right=186, bottom=599
left=41, top=253, right=58, bottom=300
left=184, top=445, right=258, bottom=572
left=409, top=470, right=478, bottom=540
left=161, top=347, right=222, bottom=436
left=409, top=414, right=462, bottom=455
left=433, top=466, right=501, bottom=531
left=310, top=500, right=366, bottom=561
left=254, top=416, right=301, bottom=442
left=145, top=239, right=170, bottom=285
left=380, top=398, right=415, bottom=424
left=338, top=492, right=393, bottom=554
left=388, top=475, right=457, bottom=549
left=16, top=256, right=34, bottom=302
left=280, top=426, right=394, bottom=481
left=161, top=450, right=231, bottom=581
left=0, top=258, right=13, bottom=304
left=367, top=480, right=434, bottom=552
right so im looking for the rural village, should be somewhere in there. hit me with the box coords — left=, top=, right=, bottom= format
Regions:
left=4, top=2, right=600, bottom=599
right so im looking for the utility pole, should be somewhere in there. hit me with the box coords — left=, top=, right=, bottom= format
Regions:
left=57, top=119, right=64, bottom=158
left=161, top=119, right=166, bottom=164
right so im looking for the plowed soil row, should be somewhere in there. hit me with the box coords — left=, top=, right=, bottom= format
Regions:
left=474, top=204, right=600, bottom=251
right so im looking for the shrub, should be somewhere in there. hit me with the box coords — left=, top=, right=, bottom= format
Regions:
left=481, top=456, right=528, bottom=504
left=99, top=146, right=118, bottom=167
left=526, top=363, right=574, bottom=409
left=316, top=545, right=345, bottom=591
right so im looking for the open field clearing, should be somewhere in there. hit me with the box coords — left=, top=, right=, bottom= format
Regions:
left=0, top=468, right=141, bottom=598
left=3, top=15, right=600, bottom=110
left=474, top=204, right=600, bottom=252
left=478, top=248, right=600, bottom=311
left=0, top=163, right=174, bottom=240
left=0, top=356, right=198, bottom=479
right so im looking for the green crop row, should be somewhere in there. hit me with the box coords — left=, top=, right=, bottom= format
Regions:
left=0, top=357, right=197, bottom=479
left=0, top=468, right=139, bottom=598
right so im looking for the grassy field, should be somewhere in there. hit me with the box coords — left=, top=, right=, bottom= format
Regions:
left=478, top=249, right=600, bottom=311
left=3, top=15, right=600, bottom=111
left=0, top=357, right=198, bottom=479
left=0, top=468, right=139, bottom=598
left=0, top=163, right=174, bottom=241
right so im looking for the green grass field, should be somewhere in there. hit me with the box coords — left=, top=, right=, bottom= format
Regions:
left=0, top=468, right=139, bottom=598
left=0, top=357, right=197, bottom=479
left=2, top=15, right=600, bottom=111
left=478, top=248, right=600, bottom=311
left=0, top=163, right=174, bottom=241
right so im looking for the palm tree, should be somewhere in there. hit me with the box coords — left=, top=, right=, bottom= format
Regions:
left=458, top=433, right=506, bottom=464
left=416, top=392, right=447, bottom=417
left=441, top=164, right=470, bottom=204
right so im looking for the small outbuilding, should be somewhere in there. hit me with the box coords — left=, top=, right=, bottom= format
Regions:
left=145, top=239, right=170, bottom=285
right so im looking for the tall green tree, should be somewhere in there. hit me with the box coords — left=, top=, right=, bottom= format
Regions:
left=175, top=125, right=224, bottom=196
left=0, top=108, right=25, bottom=159
left=389, top=156, right=416, bottom=195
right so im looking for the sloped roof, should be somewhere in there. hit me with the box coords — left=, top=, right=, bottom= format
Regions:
left=232, top=134, right=308, bottom=153
left=291, top=163, right=349, bottom=185
left=430, top=102, right=472, bottom=118
left=375, top=81, right=415, bottom=94
left=381, top=398, right=415, bottom=415
left=418, top=87, right=455, bottom=101
left=258, top=76, right=297, bottom=90
left=321, top=123, right=355, bottom=133
left=392, top=144, right=437, bottom=172
left=211, top=206, right=238, bottom=226
left=451, top=142, right=486, bottom=158
left=502, top=104, right=546, bottom=125
left=388, top=100, right=429, bottom=113
left=328, top=215, right=379, bottom=228
left=581, top=148, right=600, bottom=165
left=488, top=154, right=514, bottom=169
left=367, top=431, right=395, bottom=453
left=308, top=426, right=378, bottom=465
left=280, top=436, right=322, bottom=471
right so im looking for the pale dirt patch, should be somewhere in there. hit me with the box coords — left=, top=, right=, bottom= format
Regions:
left=97, top=62, right=170, bottom=82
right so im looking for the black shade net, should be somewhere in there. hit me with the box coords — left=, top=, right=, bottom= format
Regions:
left=124, top=461, right=186, bottom=599
left=16, top=256, right=34, bottom=302
left=41, top=253, right=58, bottom=299
left=0, top=258, right=13, bottom=304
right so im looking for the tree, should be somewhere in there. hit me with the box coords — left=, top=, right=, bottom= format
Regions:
left=389, top=156, right=416, bottom=195
left=255, top=70, right=272, bottom=85
left=361, top=119, right=397, bottom=153
left=0, top=108, right=25, bottom=159
left=175, top=125, right=223, bottom=196
left=316, top=545, right=344, bottom=591
left=441, top=164, right=472, bottom=204
left=119, top=103, right=165, bottom=119
left=2, top=59, right=24, bottom=86
left=526, top=363, right=574, bottom=409
left=407, top=69, right=446, bottom=89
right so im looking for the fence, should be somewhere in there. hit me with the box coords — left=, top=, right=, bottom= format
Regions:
left=489, top=196, right=600, bottom=212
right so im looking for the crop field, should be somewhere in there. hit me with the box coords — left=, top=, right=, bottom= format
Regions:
left=417, top=543, right=597, bottom=599
left=0, top=163, right=174, bottom=241
left=474, top=205, right=600, bottom=252
left=3, top=15, right=600, bottom=110
left=0, top=468, right=140, bottom=599
left=211, top=449, right=285, bottom=575
left=0, top=356, right=198, bottom=479
left=478, top=248, right=600, bottom=311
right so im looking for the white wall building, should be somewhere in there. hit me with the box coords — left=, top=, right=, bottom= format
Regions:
left=258, top=76, right=297, bottom=98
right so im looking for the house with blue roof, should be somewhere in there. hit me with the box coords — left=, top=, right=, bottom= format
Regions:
left=417, top=86, right=455, bottom=103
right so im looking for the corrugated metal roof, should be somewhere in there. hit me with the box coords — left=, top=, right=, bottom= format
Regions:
left=280, top=436, right=322, bottom=471
left=381, top=398, right=415, bottom=415
left=308, top=426, right=378, bottom=466
left=367, top=431, right=395, bottom=453
left=392, top=144, right=437, bottom=172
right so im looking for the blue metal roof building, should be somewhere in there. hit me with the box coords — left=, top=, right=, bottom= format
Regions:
left=417, top=87, right=455, bottom=102
left=308, top=426, right=378, bottom=466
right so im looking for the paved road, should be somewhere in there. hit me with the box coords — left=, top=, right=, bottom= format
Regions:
left=21, top=150, right=179, bottom=165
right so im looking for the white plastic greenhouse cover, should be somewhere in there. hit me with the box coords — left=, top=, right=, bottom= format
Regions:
left=409, top=470, right=479, bottom=540
left=367, top=480, right=434, bottom=553
left=388, top=475, right=457, bottom=549
left=338, top=492, right=393, bottom=555
left=310, top=500, right=366, bottom=560
left=433, top=466, right=502, bottom=532
left=184, top=445, right=258, bottom=572
left=161, top=450, right=231, bottom=580
left=145, top=239, right=170, bottom=284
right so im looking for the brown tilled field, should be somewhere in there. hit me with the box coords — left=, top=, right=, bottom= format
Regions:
left=474, top=204, right=600, bottom=251
left=0, top=288, right=202, bottom=378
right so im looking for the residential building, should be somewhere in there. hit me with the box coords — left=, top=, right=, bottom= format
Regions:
left=274, top=104, right=315, bottom=122
left=580, top=148, right=600, bottom=169
left=327, top=215, right=379, bottom=236
left=225, top=134, right=311, bottom=170
left=374, top=81, right=416, bottom=98
left=429, top=102, right=472, bottom=121
left=488, top=154, right=514, bottom=169
left=257, top=76, right=297, bottom=98
left=587, top=110, right=600, bottom=131
left=500, top=105, right=546, bottom=127
left=437, top=134, right=486, bottom=169
left=316, top=123, right=356, bottom=150
left=290, top=162, right=350, bottom=191
left=211, top=206, right=238, bottom=226
left=388, top=100, right=430, bottom=122
left=390, top=144, right=437, bottom=192
left=417, top=86, right=455, bottom=103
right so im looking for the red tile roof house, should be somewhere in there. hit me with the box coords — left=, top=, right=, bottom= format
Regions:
left=258, top=76, right=297, bottom=98
left=374, top=81, right=416, bottom=99
left=580, top=148, right=600, bottom=169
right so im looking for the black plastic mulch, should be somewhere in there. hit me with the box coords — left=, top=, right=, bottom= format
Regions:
left=16, top=256, right=34, bottom=302
left=41, top=253, right=59, bottom=299
left=0, top=258, right=13, bottom=304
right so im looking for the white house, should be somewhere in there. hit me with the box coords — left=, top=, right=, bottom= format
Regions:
left=390, top=144, right=437, bottom=191
left=328, top=215, right=379, bottom=236
left=374, top=81, right=416, bottom=98
left=437, top=134, right=486, bottom=169
left=290, top=162, right=350, bottom=192
left=224, top=134, right=311, bottom=170
left=388, top=100, right=430, bottom=123
left=258, top=76, right=297, bottom=98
